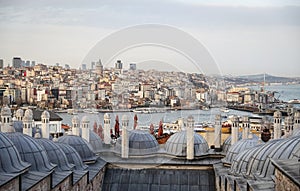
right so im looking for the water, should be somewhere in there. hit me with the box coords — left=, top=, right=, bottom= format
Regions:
left=57, top=84, right=300, bottom=128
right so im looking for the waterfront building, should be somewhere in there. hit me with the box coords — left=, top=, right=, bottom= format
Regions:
left=12, top=57, right=22, bottom=68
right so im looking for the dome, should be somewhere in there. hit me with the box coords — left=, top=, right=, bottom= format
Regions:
left=57, top=135, right=97, bottom=163
left=292, top=128, right=300, bottom=137
left=104, top=113, right=110, bottom=119
left=123, top=130, right=159, bottom=155
left=230, top=145, right=262, bottom=176
left=72, top=116, right=80, bottom=124
left=16, top=109, right=24, bottom=118
left=56, top=143, right=88, bottom=171
left=12, top=121, right=23, bottom=133
left=81, top=115, right=90, bottom=123
left=41, top=110, right=50, bottom=118
left=165, top=131, right=209, bottom=156
left=273, top=110, right=282, bottom=118
left=24, top=109, right=33, bottom=118
left=257, top=135, right=300, bottom=179
left=222, top=136, right=260, bottom=165
left=122, top=115, right=129, bottom=121
left=5, top=132, right=55, bottom=171
left=0, top=132, right=31, bottom=173
left=35, top=138, right=74, bottom=171
left=222, top=133, right=242, bottom=154
left=245, top=139, right=284, bottom=177
left=89, top=130, right=103, bottom=153
left=1, top=105, right=11, bottom=116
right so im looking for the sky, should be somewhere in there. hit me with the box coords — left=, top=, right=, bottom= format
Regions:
left=0, top=0, right=300, bottom=76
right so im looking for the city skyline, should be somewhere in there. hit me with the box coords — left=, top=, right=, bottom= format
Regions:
left=0, top=0, right=300, bottom=77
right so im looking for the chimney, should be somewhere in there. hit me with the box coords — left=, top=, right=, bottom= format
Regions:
left=104, top=113, right=111, bottom=145
left=273, top=111, right=282, bottom=139
left=72, top=116, right=80, bottom=136
left=187, top=115, right=194, bottom=160
left=231, top=116, right=239, bottom=145
left=242, top=116, right=250, bottom=139
left=81, top=116, right=90, bottom=142
left=121, top=115, right=129, bottom=158
left=214, top=114, right=222, bottom=148
left=41, top=111, right=50, bottom=139
left=23, top=109, right=33, bottom=136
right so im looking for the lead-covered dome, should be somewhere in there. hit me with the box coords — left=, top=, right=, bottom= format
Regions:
left=1, top=105, right=11, bottom=116
left=126, top=130, right=159, bottom=155
left=35, top=138, right=74, bottom=171
left=81, top=116, right=90, bottom=123
left=57, top=135, right=97, bottom=163
left=16, top=109, right=24, bottom=118
left=89, top=130, right=103, bottom=153
left=5, top=132, right=55, bottom=171
left=0, top=132, right=30, bottom=173
left=56, top=143, right=88, bottom=171
left=222, top=135, right=260, bottom=165
left=41, top=110, right=50, bottom=118
left=165, top=131, right=209, bottom=156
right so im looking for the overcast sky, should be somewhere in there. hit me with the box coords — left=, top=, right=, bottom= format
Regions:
left=0, top=0, right=299, bottom=76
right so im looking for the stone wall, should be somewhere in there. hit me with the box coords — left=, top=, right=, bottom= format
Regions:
left=0, top=176, right=19, bottom=191
left=52, top=175, right=72, bottom=191
left=71, top=174, right=88, bottom=191
left=87, top=167, right=106, bottom=191
left=275, top=169, right=300, bottom=191
left=28, top=176, right=51, bottom=191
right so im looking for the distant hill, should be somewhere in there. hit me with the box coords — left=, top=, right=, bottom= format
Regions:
left=237, top=74, right=294, bottom=83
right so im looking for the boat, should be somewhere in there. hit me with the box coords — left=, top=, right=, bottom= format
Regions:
left=220, top=107, right=230, bottom=113
left=288, top=99, right=300, bottom=104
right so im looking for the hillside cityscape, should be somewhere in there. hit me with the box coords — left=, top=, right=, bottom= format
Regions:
left=1, top=57, right=299, bottom=113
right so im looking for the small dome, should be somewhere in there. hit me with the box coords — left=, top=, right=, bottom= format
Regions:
left=57, top=135, right=97, bottom=163
left=56, top=143, right=88, bottom=171
left=81, top=115, right=90, bottom=123
left=273, top=110, right=282, bottom=118
left=222, top=136, right=260, bottom=165
left=13, top=121, right=23, bottom=133
left=72, top=115, right=80, bottom=124
left=0, top=132, right=31, bottom=173
left=89, top=130, right=103, bottom=153
left=165, top=131, right=209, bottom=156
left=5, top=132, right=55, bottom=171
left=35, top=138, right=74, bottom=171
left=1, top=105, right=11, bottom=116
left=41, top=110, right=50, bottom=118
left=16, top=109, right=24, bottom=118
left=104, top=113, right=110, bottom=119
left=124, top=130, right=159, bottom=155
left=222, top=133, right=243, bottom=154
left=24, top=109, right=33, bottom=118
left=292, top=128, right=300, bottom=136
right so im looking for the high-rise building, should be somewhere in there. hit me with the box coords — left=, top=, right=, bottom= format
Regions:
left=31, top=61, right=35, bottom=67
left=13, top=57, right=22, bottom=68
left=0, top=59, right=3, bottom=69
left=81, top=64, right=87, bottom=70
left=129, top=63, right=136, bottom=70
left=115, top=60, right=123, bottom=69
left=95, top=59, right=103, bottom=76
left=91, top=62, right=95, bottom=70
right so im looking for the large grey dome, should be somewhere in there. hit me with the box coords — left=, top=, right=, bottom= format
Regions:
left=57, top=135, right=97, bottom=163
left=35, top=138, right=74, bottom=171
left=244, top=139, right=282, bottom=177
left=5, top=132, right=55, bottom=171
left=165, top=131, right=209, bottom=156
left=222, top=136, right=260, bottom=165
left=0, top=132, right=30, bottom=173
left=89, top=130, right=103, bottom=153
left=127, top=130, right=159, bottom=155
left=56, top=143, right=88, bottom=171
left=229, top=145, right=262, bottom=176
left=257, top=135, right=300, bottom=179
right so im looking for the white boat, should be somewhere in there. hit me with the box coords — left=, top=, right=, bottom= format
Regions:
left=220, top=107, right=230, bottom=113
